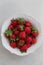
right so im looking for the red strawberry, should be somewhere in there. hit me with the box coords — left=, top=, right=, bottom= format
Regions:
left=11, top=20, right=17, bottom=26
left=32, top=38, right=37, bottom=44
left=10, top=42, right=16, bottom=48
left=27, top=36, right=32, bottom=43
left=25, top=21, right=31, bottom=27
left=10, top=34, right=15, bottom=39
left=25, top=27, right=31, bottom=34
left=19, top=31, right=26, bottom=39
left=32, top=31, right=39, bottom=37
left=17, top=21, right=20, bottom=25
left=32, top=27, right=39, bottom=37
left=27, top=43, right=31, bottom=48
left=20, top=44, right=28, bottom=52
left=14, top=30, right=19, bottom=35
left=17, top=21, right=25, bottom=25
left=4, top=33, right=9, bottom=38
left=8, top=24, right=14, bottom=30
left=18, top=40, right=25, bottom=46
left=17, top=45, right=21, bottom=49
left=17, top=25, right=20, bottom=30
left=17, top=25, right=24, bottom=31
left=16, top=41, right=21, bottom=49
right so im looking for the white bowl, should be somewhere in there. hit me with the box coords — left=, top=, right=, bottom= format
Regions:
left=1, top=14, right=43, bottom=56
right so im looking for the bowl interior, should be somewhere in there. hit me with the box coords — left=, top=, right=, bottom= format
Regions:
left=1, top=14, right=42, bottom=56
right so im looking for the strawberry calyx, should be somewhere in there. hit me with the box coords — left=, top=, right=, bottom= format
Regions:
left=32, top=27, right=38, bottom=32
left=19, top=42, right=24, bottom=46
left=5, top=29, right=12, bottom=36
left=17, top=18, right=25, bottom=22
left=16, top=36, right=19, bottom=41
left=10, top=38, right=15, bottom=42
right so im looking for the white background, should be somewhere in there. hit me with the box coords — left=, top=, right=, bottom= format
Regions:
left=0, top=0, right=43, bottom=65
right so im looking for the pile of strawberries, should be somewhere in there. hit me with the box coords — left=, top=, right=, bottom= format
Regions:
left=4, top=18, right=39, bottom=52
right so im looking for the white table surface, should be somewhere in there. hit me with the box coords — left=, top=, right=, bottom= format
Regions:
left=0, top=0, right=43, bottom=65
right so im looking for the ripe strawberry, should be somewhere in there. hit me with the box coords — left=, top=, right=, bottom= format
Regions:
left=20, top=44, right=28, bottom=52
left=19, top=31, right=26, bottom=39
left=10, top=34, right=15, bottom=39
left=8, top=24, right=14, bottom=30
left=14, top=30, right=19, bottom=35
left=17, top=21, right=25, bottom=25
left=25, top=27, right=31, bottom=34
left=17, top=45, right=21, bottom=49
left=18, top=40, right=25, bottom=46
left=32, top=38, right=37, bottom=44
left=25, top=21, right=31, bottom=27
left=27, top=43, right=31, bottom=48
left=4, top=33, right=9, bottom=38
left=17, top=25, right=24, bottom=31
left=32, top=27, right=39, bottom=37
left=11, top=19, right=17, bottom=27
left=27, top=36, right=32, bottom=43
left=17, top=25, right=20, bottom=30
left=16, top=41, right=21, bottom=49
left=32, top=31, right=39, bottom=37
left=10, top=42, right=16, bottom=48
left=17, top=20, right=20, bottom=25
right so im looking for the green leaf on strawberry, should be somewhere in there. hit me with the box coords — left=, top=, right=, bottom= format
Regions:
left=32, top=27, right=38, bottom=32
left=5, top=29, right=12, bottom=36
left=10, top=38, right=15, bottom=42
left=13, top=28, right=17, bottom=31
left=16, top=36, right=19, bottom=41
left=20, top=25, right=24, bottom=31
left=19, top=42, right=24, bottom=46
left=18, top=18, right=25, bottom=22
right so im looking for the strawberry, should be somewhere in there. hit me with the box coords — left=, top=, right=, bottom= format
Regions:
left=10, top=42, right=16, bottom=48
left=11, top=19, right=17, bottom=27
left=20, top=44, right=28, bottom=52
left=4, top=33, right=10, bottom=38
left=16, top=41, right=21, bottom=49
left=32, top=31, right=39, bottom=37
left=17, top=25, right=20, bottom=30
left=27, top=36, right=32, bottom=43
left=14, top=30, right=19, bottom=35
left=27, top=43, right=31, bottom=48
left=17, top=21, right=25, bottom=25
left=10, top=34, right=15, bottom=39
left=25, top=27, right=31, bottom=34
left=32, top=27, right=39, bottom=37
left=25, top=21, right=31, bottom=27
left=32, top=38, right=37, bottom=44
left=18, top=40, right=25, bottom=46
left=17, top=20, right=20, bottom=25
left=8, top=24, right=14, bottom=30
left=19, top=31, right=26, bottom=39
left=17, top=45, right=21, bottom=49
left=17, top=25, right=24, bottom=31
left=17, top=18, right=25, bottom=25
